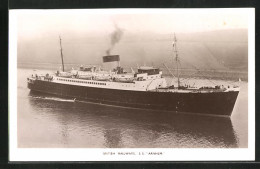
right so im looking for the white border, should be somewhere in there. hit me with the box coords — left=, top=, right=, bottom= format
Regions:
left=9, top=8, right=255, bottom=161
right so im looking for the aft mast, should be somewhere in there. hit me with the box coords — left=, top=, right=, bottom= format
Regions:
left=59, top=36, right=65, bottom=72
left=173, top=33, right=180, bottom=88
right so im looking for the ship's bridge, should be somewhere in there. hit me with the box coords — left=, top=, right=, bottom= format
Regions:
left=135, top=66, right=163, bottom=81
left=137, top=66, right=160, bottom=75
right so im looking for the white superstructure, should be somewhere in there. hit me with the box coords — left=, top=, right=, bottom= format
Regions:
left=36, top=66, right=167, bottom=92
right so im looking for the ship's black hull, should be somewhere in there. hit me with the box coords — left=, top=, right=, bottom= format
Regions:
left=28, top=80, right=239, bottom=116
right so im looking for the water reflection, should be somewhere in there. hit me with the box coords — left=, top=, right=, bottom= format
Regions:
left=28, top=91, right=238, bottom=148
left=104, top=129, right=123, bottom=148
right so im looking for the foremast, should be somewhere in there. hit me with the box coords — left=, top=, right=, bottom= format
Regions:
left=173, top=33, right=180, bottom=88
left=59, top=36, right=65, bottom=72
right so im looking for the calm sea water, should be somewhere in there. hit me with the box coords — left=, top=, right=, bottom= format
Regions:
left=17, top=68, right=248, bottom=148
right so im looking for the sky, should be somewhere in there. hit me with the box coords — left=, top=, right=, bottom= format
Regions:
left=16, top=8, right=250, bottom=41
left=12, top=9, right=251, bottom=70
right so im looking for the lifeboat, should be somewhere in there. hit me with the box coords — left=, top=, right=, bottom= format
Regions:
left=113, top=74, right=135, bottom=83
left=57, top=71, right=72, bottom=78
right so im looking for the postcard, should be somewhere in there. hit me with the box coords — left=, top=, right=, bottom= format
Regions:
left=9, top=8, right=255, bottom=161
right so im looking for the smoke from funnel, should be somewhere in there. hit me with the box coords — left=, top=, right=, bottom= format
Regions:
left=106, top=23, right=124, bottom=55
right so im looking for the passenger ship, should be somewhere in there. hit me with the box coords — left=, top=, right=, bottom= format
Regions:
left=27, top=35, right=240, bottom=116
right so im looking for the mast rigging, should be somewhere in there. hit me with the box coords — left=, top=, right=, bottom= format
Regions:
left=59, top=36, right=65, bottom=72
left=173, top=33, right=180, bottom=88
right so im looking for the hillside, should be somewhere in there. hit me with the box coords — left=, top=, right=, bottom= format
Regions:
left=17, top=29, right=248, bottom=72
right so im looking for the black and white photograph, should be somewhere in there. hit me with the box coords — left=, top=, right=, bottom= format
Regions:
left=9, top=8, right=255, bottom=161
